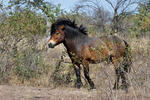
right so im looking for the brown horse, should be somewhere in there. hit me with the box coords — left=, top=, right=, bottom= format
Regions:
left=48, top=18, right=132, bottom=91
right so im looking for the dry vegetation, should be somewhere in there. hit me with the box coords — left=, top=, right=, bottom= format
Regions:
left=0, top=36, right=150, bottom=100
left=0, top=0, right=150, bottom=100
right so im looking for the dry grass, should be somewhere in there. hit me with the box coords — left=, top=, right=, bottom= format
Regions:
left=0, top=37, right=150, bottom=100
left=0, top=85, right=150, bottom=100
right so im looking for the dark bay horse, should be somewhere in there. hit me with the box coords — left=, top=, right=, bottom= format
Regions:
left=48, top=18, right=132, bottom=91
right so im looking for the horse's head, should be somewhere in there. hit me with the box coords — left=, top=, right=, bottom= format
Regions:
left=48, top=25, right=65, bottom=48
left=48, top=18, right=88, bottom=48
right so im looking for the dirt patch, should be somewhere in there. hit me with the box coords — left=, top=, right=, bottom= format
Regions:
left=0, top=85, right=150, bottom=100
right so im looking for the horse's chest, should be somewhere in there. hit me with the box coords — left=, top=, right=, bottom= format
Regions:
left=67, top=45, right=84, bottom=62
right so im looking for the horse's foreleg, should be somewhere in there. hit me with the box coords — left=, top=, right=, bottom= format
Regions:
left=74, top=64, right=82, bottom=88
left=82, top=60, right=95, bottom=89
left=84, top=68, right=95, bottom=89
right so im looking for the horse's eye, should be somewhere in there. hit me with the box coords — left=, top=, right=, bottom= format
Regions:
left=56, top=32, right=59, bottom=35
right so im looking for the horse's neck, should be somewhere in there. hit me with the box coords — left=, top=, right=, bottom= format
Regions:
left=63, top=26, right=89, bottom=53
left=63, top=34, right=88, bottom=53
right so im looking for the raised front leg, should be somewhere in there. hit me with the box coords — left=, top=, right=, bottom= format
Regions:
left=73, top=63, right=82, bottom=88
left=82, top=60, right=95, bottom=89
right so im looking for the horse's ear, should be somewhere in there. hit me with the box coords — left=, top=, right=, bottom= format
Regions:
left=59, top=25, right=65, bottom=31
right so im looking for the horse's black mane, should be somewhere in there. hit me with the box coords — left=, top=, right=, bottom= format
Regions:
left=51, top=18, right=87, bottom=35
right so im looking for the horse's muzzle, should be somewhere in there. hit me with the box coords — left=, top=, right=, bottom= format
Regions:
left=48, top=43, right=55, bottom=48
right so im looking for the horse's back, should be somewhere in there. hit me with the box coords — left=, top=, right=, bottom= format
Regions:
left=79, top=35, right=127, bottom=64
left=99, top=35, right=126, bottom=58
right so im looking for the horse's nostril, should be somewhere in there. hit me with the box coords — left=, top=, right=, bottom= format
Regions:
left=48, top=43, right=54, bottom=48
left=48, top=44, right=51, bottom=48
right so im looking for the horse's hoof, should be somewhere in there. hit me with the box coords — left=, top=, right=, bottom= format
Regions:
left=121, top=85, right=129, bottom=93
left=76, top=83, right=82, bottom=89
left=91, top=88, right=96, bottom=91
left=122, top=87, right=128, bottom=93
left=113, top=86, right=119, bottom=90
left=90, top=86, right=96, bottom=90
left=76, top=85, right=81, bottom=89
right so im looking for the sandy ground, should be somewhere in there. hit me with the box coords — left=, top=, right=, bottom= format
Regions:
left=0, top=85, right=150, bottom=100
left=0, top=85, right=100, bottom=100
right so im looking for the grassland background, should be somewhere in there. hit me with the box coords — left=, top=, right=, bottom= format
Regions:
left=0, top=0, right=150, bottom=99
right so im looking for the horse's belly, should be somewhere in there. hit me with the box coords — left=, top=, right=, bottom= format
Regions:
left=80, top=40, right=110, bottom=63
left=82, top=47, right=110, bottom=64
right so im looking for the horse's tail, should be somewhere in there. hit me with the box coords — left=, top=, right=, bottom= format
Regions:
left=123, top=40, right=132, bottom=73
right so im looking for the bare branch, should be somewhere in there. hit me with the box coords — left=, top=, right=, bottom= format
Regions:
left=105, top=0, right=115, bottom=9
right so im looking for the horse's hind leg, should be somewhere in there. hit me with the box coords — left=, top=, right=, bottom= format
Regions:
left=113, top=67, right=121, bottom=90
left=113, top=65, right=129, bottom=91
left=120, top=69, right=128, bottom=91
left=121, top=39, right=132, bottom=91
left=82, top=60, right=95, bottom=89
left=121, top=63, right=131, bottom=91
left=121, top=55, right=132, bottom=91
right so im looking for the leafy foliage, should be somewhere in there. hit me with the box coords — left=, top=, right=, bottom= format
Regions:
left=8, top=0, right=64, bottom=23
left=1, top=10, right=46, bottom=36
left=0, top=8, right=47, bottom=84
left=131, top=0, right=150, bottom=36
